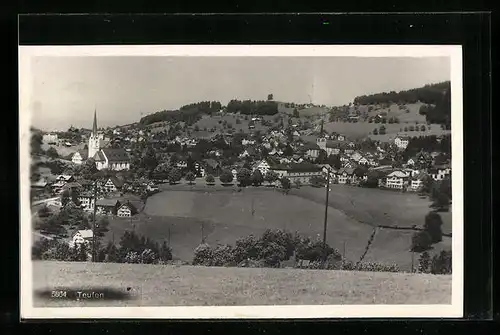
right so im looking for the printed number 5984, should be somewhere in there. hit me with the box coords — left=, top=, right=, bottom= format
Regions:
left=51, top=290, right=67, bottom=298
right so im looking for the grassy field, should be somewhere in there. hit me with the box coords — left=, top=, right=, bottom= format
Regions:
left=100, top=186, right=452, bottom=271
left=32, top=261, right=452, bottom=307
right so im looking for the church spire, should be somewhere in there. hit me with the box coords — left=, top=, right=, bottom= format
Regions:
left=92, top=109, right=98, bottom=135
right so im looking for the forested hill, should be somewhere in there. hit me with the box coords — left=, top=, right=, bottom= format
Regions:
left=139, top=100, right=279, bottom=126
left=353, top=81, right=450, bottom=105
left=139, top=101, right=222, bottom=126
left=353, top=81, right=451, bottom=129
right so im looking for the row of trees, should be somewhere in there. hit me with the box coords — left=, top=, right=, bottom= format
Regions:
left=32, top=230, right=173, bottom=264
left=226, top=100, right=279, bottom=115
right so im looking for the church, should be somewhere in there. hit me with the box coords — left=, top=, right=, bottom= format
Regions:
left=71, top=110, right=130, bottom=171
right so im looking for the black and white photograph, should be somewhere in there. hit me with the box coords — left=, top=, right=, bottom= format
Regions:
left=19, top=45, right=463, bottom=319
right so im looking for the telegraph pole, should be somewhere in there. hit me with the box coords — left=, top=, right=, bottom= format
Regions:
left=323, top=168, right=331, bottom=260
left=92, top=178, right=98, bottom=262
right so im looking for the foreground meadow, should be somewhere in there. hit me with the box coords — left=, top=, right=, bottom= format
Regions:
left=32, top=261, right=452, bottom=307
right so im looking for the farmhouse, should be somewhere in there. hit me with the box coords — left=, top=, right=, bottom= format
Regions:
left=95, top=198, right=121, bottom=216
left=429, top=165, right=451, bottom=181
left=337, top=168, right=355, bottom=184
left=117, top=202, right=137, bottom=217
left=94, top=148, right=131, bottom=171
left=102, top=176, right=124, bottom=194
left=252, top=160, right=271, bottom=176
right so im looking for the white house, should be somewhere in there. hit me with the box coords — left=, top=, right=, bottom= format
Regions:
left=176, top=160, right=188, bottom=169
left=72, top=229, right=93, bottom=246
left=385, top=170, right=411, bottom=189
left=394, top=136, right=410, bottom=150
left=358, top=157, right=369, bottom=165
left=410, top=172, right=428, bottom=191
left=42, top=133, right=58, bottom=144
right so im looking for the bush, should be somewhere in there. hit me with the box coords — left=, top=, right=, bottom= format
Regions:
left=219, top=170, right=234, bottom=184
left=46, top=147, right=59, bottom=158
left=233, top=234, right=261, bottom=263
left=192, top=243, right=215, bottom=266
left=430, top=250, right=452, bottom=274
left=310, top=175, right=325, bottom=187
left=258, top=242, right=287, bottom=267
left=411, top=231, right=433, bottom=252
left=354, top=261, right=400, bottom=273
left=205, top=174, right=215, bottom=184
left=211, top=244, right=237, bottom=266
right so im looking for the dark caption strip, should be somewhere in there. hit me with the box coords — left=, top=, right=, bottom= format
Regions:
left=35, top=287, right=135, bottom=302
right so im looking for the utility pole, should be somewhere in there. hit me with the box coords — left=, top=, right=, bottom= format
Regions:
left=323, top=168, right=331, bottom=261
left=201, top=223, right=204, bottom=244
left=92, top=178, right=98, bottom=262
left=411, top=250, right=415, bottom=273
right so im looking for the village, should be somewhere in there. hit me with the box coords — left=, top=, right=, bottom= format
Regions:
left=31, top=100, right=451, bottom=255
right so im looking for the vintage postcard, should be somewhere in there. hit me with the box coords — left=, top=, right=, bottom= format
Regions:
left=19, top=45, right=463, bottom=319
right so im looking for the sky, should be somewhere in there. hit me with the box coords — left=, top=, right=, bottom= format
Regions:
left=28, top=56, right=450, bottom=131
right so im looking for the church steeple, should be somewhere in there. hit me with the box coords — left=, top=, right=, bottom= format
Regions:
left=92, top=109, right=98, bottom=135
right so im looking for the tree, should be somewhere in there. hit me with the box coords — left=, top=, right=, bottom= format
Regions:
left=294, top=179, right=302, bottom=189
left=315, top=150, right=327, bottom=164
left=37, top=206, right=52, bottom=218
left=205, top=174, right=215, bottom=185
left=424, top=211, right=444, bottom=243
left=95, top=217, right=110, bottom=238
left=417, top=251, right=431, bottom=273
left=411, top=231, right=433, bottom=252
left=267, top=93, right=274, bottom=101
left=280, top=177, right=291, bottom=195
left=31, top=131, right=45, bottom=155
left=237, top=168, right=252, bottom=187
left=292, top=108, right=299, bottom=118
left=159, top=241, right=173, bottom=262
left=373, top=128, right=378, bottom=135
left=168, top=168, right=182, bottom=185
left=80, top=158, right=98, bottom=180
left=251, top=169, right=264, bottom=186
left=185, top=171, right=196, bottom=185
left=379, top=125, right=386, bottom=135
left=430, top=189, right=450, bottom=212
left=46, top=147, right=59, bottom=158
left=219, top=169, right=234, bottom=184
left=264, top=170, right=279, bottom=186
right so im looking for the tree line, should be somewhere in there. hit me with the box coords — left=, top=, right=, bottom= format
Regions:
left=353, top=81, right=450, bottom=105
left=226, top=100, right=279, bottom=115
left=139, top=101, right=222, bottom=126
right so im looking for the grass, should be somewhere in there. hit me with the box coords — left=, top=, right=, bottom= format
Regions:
left=101, top=186, right=451, bottom=271
left=32, top=260, right=452, bottom=307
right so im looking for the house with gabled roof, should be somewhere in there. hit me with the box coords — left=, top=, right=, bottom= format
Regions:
left=71, top=150, right=88, bottom=165
left=384, top=170, right=411, bottom=190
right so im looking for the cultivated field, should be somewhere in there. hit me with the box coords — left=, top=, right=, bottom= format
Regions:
left=102, top=186, right=452, bottom=271
left=32, top=261, right=452, bottom=307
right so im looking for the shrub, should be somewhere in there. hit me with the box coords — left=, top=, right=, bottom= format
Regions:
left=310, top=175, right=325, bottom=188
left=192, top=243, right=214, bottom=266
left=411, top=231, right=433, bottom=252
left=430, top=250, right=452, bottom=274
left=258, top=242, right=287, bottom=267
left=211, top=244, right=237, bottom=266
left=124, top=251, right=141, bottom=264
left=355, top=261, right=400, bottom=273
left=205, top=174, right=215, bottom=184
left=219, top=170, right=234, bottom=184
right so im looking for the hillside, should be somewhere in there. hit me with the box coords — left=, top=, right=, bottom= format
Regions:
left=32, top=261, right=452, bottom=307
